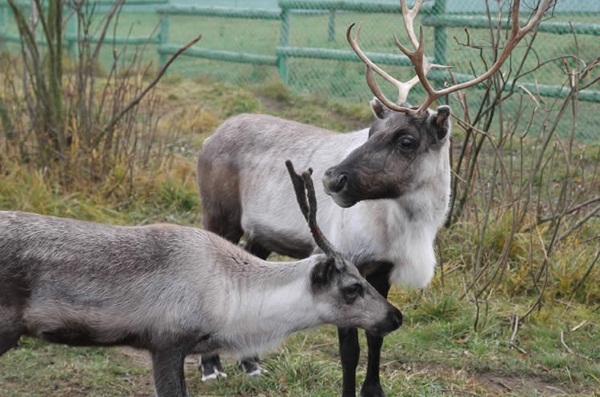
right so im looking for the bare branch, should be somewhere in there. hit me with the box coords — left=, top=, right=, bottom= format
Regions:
left=103, top=34, right=202, bottom=134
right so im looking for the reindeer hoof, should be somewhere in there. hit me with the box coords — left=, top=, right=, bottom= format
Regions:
left=360, top=383, right=386, bottom=397
left=201, top=368, right=227, bottom=382
left=246, top=367, right=263, bottom=377
left=200, top=356, right=227, bottom=382
left=239, top=358, right=263, bottom=377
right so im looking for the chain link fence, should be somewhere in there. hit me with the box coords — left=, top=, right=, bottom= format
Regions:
left=1, top=0, right=598, bottom=139
left=158, top=0, right=598, bottom=140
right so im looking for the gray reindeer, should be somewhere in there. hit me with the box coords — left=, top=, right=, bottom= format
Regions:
left=195, top=0, right=552, bottom=395
left=0, top=162, right=402, bottom=397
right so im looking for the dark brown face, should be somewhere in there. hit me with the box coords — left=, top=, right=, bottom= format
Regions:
left=310, top=255, right=402, bottom=335
left=322, top=101, right=451, bottom=208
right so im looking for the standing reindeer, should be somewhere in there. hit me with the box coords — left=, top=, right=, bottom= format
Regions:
left=0, top=162, right=402, bottom=397
left=196, top=1, right=552, bottom=396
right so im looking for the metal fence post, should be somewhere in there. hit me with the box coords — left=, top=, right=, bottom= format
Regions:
left=278, top=6, right=290, bottom=84
left=158, top=7, right=169, bottom=67
left=432, top=0, right=447, bottom=67
left=0, top=3, right=6, bottom=48
left=66, top=9, right=77, bottom=57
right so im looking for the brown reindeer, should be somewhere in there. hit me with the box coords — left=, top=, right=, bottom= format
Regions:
left=196, top=1, right=552, bottom=395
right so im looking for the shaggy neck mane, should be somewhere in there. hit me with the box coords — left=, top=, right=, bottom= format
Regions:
left=216, top=256, right=322, bottom=358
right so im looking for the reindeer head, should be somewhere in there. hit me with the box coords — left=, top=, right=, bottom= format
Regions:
left=323, top=101, right=451, bottom=208
left=323, top=0, right=551, bottom=208
left=286, top=160, right=402, bottom=335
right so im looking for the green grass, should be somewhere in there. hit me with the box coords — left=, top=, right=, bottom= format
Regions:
left=0, top=339, right=151, bottom=397
left=1, top=76, right=599, bottom=396
left=1, top=285, right=598, bottom=396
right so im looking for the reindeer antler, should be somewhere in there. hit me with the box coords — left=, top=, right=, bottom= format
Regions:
left=348, top=0, right=553, bottom=115
left=285, top=160, right=342, bottom=262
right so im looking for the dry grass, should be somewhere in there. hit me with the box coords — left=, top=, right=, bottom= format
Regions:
left=0, top=68, right=598, bottom=397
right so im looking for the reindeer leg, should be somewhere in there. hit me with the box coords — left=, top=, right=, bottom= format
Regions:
left=0, top=327, right=21, bottom=356
left=152, top=348, right=188, bottom=397
left=199, top=354, right=227, bottom=381
left=360, top=333, right=386, bottom=397
left=360, top=266, right=392, bottom=397
left=338, top=326, right=360, bottom=397
left=0, top=308, right=23, bottom=356
left=244, top=238, right=271, bottom=260
left=0, top=332, right=20, bottom=356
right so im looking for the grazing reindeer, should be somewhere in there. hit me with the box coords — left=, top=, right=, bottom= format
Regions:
left=196, top=1, right=552, bottom=395
left=0, top=162, right=402, bottom=397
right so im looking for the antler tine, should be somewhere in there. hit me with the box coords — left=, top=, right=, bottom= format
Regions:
left=347, top=1, right=448, bottom=112
left=347, top=23, right=415, bottom=113
left=400, top=0, right=424, bottom=50
left=412, top=0, right=553, bottom=114
left=351, top=0, right=550, bottom=116
left=285, top=160, right=339, bottom=258
left=286, top=160, right=310, bottom=222
left=392, top=26, right=441, bottom=103
left=397, top=0, right=455, bottom=110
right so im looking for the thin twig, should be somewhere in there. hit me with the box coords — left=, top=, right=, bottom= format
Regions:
left=571, top=320, right=589, bottom=332
left=103, top=34, right=202, bottom=134
left=560, top=330, right=574, bottom=354
left=522, top=227, right=550, bottom=319
left=509, top=342, right=528, bottom=355
left=534, top=196, right=600, bottom=225
left=559, top=330, right=592, bottom=361
left=509, top=314, right=520, bottom=344
left=439, top=388, right=481, bottom=397
left=567, top=250, right=599, bottom=303
left=508, top=314, right=528, bottom=355
left=558, top=204, right=600, bottom=243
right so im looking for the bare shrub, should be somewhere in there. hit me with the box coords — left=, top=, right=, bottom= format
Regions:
left=0, top=0, right=200, bottom=198
left=442, top=3, right=600, bottom=320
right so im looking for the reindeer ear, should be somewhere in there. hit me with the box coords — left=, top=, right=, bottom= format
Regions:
left=431, top=105, right=451, bottom=141
left=310, top=257, right=337, bottom=290
left=370, top=97, right=391, bottom=120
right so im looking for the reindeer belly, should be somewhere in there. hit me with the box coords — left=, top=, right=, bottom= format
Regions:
left=22, top=294, right=159, bottom=348
left=34, top=323, right=148, bottom=348
left=241, top=203, right=316, bottom=259
left=245, top=224, right=314, bottom=258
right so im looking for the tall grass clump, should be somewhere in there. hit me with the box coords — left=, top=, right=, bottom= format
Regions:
left=0, top=0, right=200, bottom=213
left=438, top=3, right=599, bottom=323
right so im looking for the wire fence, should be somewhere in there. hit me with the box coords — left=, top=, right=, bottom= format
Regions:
left=160, top=0, right=599, bottom=140
left=0, top=0, right=598, bottom=140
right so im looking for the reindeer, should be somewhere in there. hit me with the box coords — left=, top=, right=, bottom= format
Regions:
left=195, top=1, right=552, bottom=395
left=0, top=162, right=402, bottom=397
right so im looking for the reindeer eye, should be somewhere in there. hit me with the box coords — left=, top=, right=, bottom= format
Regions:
left=342, top=283, right=364, bottom=303
left=398, top=136, right=418, bottom=151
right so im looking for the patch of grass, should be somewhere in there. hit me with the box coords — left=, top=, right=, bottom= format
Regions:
left=0, top=339, right=152, bottom=397
left=2, top=275, right=597, bottom=396
left=0, top=75, right=598, bottom=397
left=156, top=177, right=199, bottom=213
left=254, top=78, right=293, bottom=104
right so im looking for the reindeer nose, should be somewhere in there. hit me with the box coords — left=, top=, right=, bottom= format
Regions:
left=323, top=169, right=348, bottom=194
left=390, top=307, right=403, bottom=329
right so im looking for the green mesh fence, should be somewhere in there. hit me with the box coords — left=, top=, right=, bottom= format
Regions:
left=159, top=0, right=599, bottom=140
left=1, top=0, right=598, bottom=139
